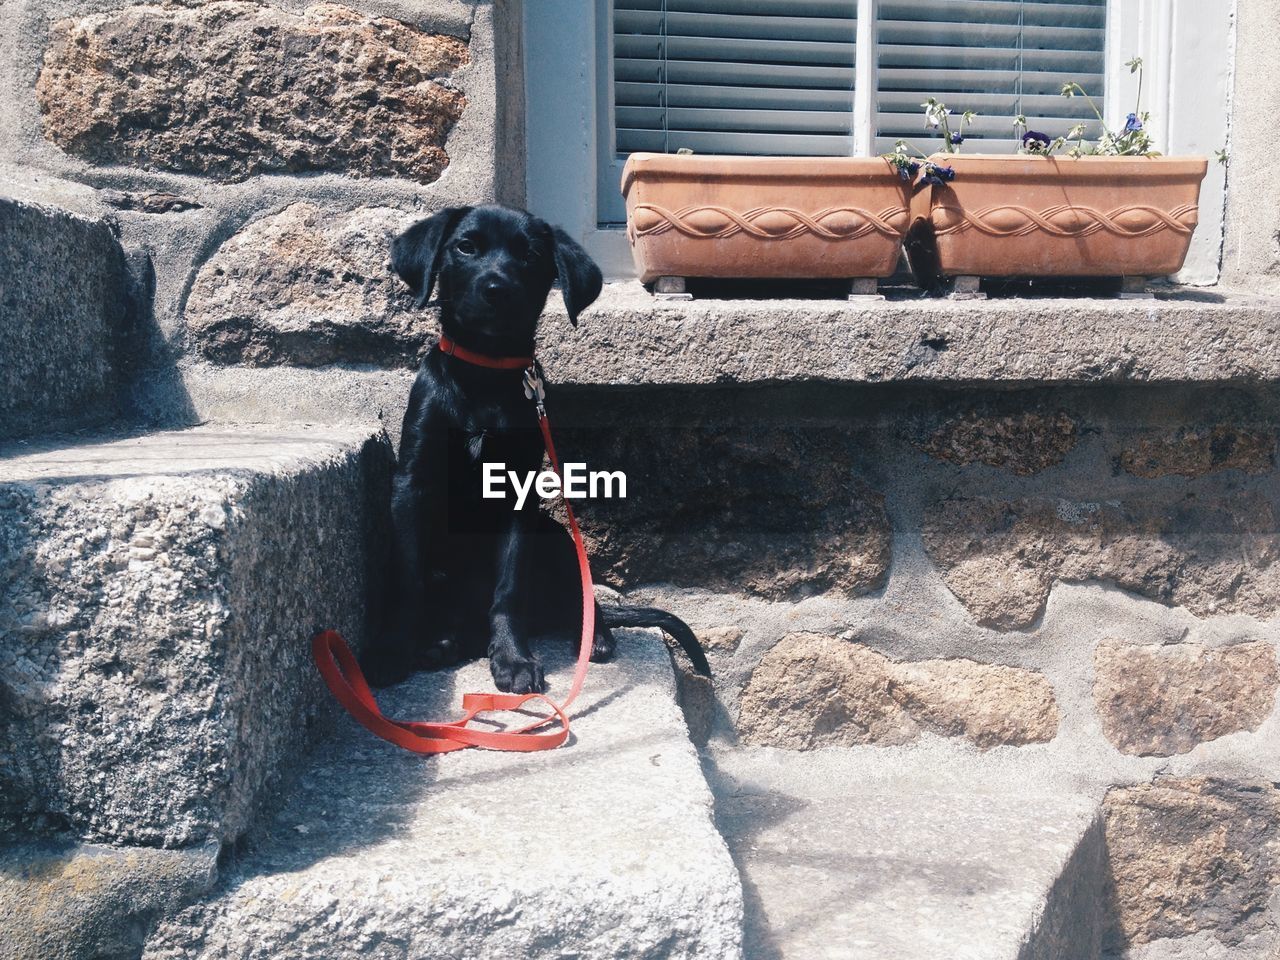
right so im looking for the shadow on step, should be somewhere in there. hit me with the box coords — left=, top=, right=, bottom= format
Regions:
left=215, top=642, right=643, bottom=882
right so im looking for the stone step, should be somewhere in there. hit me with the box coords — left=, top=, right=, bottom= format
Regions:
left=0, top=424, right=393, bottom=849
left=0, top=196, right=136, bottom=440
left=709, top=749, right=1105, bottom=960
left=143, top=632, right=745, bottom=959
left=0, top=837, right=218, bottom=960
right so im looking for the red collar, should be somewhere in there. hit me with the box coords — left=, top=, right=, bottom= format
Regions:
left=437, top=334, right=534, bottom=370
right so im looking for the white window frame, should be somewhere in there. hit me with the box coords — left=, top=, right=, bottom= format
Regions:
left=526, top=0, right=1233, bottom=284
left=525, top=0, right=634, bottom=278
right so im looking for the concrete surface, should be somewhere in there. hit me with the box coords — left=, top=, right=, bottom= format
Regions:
left=1118, top=930, right=1280, bottom=960
left=0, top=424, right=393, bottom=847
left=0, top=837, right=217, bottom=960
left=709, top=748, right=1104, bottom=960
left=0, top=196, right=135, bottom=439
left=1222, top=0, right=1280, bottom=293
left=533, top=286, right=1280, bottom=387
left=143, top=630, right=744, bottom=959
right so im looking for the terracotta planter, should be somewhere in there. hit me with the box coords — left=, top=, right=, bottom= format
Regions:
left=621, top=154, right=912, bottom=289
left=906, top=154, right=1209, bottom=284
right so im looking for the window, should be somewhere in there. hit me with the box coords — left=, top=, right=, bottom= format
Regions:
left=874, top=0, right=1107, bottom=154
left=525, top=0, right=1232, bottom=283
left=602, top=0, right=859, bottom=223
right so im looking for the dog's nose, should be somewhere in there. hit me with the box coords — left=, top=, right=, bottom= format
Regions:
left=481, top=277, right=517, bottom=305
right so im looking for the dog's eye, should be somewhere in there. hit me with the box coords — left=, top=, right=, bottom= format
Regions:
left=455, top=238, right=477, bottom=256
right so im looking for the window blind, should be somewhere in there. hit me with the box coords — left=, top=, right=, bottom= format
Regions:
left=875, top=0, right=1108, bottom=153
left=612, top=0, right=858, bottom=157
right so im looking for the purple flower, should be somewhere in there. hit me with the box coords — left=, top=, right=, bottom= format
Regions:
left=950, top=132, right=965, bottom=145
left=1022, top=130, right=1051, bottom=150
left=1124, top=113, right=1144, bottom=133
left=923, top=163, right=956, bottom=187
left=898, top=160, right=922, bottom=182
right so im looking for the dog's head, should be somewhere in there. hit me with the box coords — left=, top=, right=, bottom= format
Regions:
left=390, top=205, right=603, bottom=353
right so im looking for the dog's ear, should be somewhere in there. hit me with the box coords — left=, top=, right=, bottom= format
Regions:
left=551, top=227, right=603, bottom=326
left=391, top=207, right=472, bottom=307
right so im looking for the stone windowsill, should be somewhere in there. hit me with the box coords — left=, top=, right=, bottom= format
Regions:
left=169, top=283, right=1280, bottom=433
left=533, top=283, right=1280, bottom=387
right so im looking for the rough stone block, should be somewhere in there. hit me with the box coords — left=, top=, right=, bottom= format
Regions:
left=0, top=197, right=133, bottom=439
left=566, top=425, right=891, bottom=600
left=736, top=633, right=1059, bottom=750
left=918, top=410, right=1079, bottom=475
left=1118, top=426, right=1275, bottom=478
left=923, top=495, right=1280, bottom=629
left=186, top=203, right=429, bottom=367
left=1103, top=778, right=1280, bottom=950
left=695, top=625, right=744, bottom=652
left=0, top=839, right=217, bottom=960
left=0, top=425, right=392, bottom=847
left=1094, top=638, right=1278, bottom=756
left=142, top=633, right=744, bottom=959
left=37, top=3, right=468, bottom=182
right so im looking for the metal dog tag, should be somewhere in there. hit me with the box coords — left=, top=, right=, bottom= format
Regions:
left=522, top=366, right=546, bottom=414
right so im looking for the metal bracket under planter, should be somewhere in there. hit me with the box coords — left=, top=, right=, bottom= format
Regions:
left=847, top=278, right=885, bottom=302
left=1118, top=276, right=1156, bottom=300
left=948, top=276, right=987, bottom=301
left=653, top=276, right=693, bottom=301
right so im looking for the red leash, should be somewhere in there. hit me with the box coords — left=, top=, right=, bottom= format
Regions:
left=312, top=351, right=596, bottom=753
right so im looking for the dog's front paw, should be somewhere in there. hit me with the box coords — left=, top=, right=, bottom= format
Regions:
left=417, top=634, right=462, bottom=669
left=490, top=650, right=547, bottom=694
left=589, top=627, right=616, bottom=663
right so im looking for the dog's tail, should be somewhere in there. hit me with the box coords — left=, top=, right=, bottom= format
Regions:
left=602, top=605, right=711, bottom=678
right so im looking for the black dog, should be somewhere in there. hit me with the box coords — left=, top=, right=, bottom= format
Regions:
left=367, top=204, right=709, bottom=694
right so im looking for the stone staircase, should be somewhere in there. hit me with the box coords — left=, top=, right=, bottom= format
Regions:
left=142, top=636, right=743, bottom=960
left=0, top=199, right=393, bottom=957
left=0, top=197, right=1132, bottom=960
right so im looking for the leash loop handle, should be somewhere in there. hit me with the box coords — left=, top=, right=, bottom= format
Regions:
left=312, top=374, right=596, bottom=754
left=312, top=630, right=571, bottom=753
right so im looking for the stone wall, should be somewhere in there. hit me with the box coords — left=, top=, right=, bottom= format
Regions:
left=0, top=0, right=515, bottom=433
left=555, top=381, right=1280, bottom=954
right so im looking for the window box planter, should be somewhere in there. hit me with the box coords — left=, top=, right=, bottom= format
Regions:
left=905, top=155, right=1209, bottom=291
left=621, top=154, right=912, bottom=298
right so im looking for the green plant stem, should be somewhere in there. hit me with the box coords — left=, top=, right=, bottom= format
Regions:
left=1072, top=83, right=1106, bottom=127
